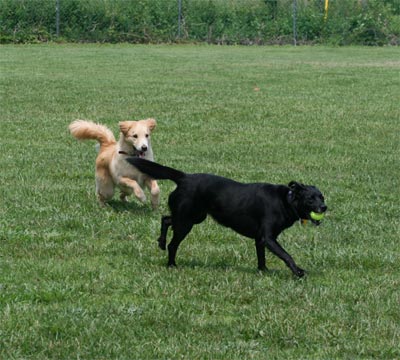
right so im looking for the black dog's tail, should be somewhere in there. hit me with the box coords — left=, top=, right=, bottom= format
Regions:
left=126, top=158, right=185, bottom=184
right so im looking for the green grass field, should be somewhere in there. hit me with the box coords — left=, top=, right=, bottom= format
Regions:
left=1, top=44, right=399, bottom=359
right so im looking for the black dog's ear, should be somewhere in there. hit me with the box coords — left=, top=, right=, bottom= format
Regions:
left=288, top=181, right=297, bottom=189
left=288, top=181, right=306, bottom=192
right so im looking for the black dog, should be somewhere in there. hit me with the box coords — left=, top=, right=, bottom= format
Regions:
left=127, top=158, right=327, bottom=277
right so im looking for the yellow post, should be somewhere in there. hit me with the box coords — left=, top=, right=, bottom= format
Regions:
left=324, top=0, right=329, bottom=21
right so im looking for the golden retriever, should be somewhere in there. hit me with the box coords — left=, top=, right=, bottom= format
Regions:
left=69, top=118, right=160, bottom=208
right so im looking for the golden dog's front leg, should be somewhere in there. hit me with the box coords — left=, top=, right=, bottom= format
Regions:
left=146, top=178, right=160, bottom=209
left=119, top=177, right=146, bottom=203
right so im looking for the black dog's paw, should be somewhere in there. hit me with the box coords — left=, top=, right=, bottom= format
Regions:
left=158, top=237, right=166, bottom=250
left=294, top=267, right=305, bottom=278
left=257, top=266, right=268, bottom=272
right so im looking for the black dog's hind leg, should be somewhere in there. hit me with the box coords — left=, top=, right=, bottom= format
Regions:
left=158, top=216, right=172, bottom=250
left=264, top=236, right=305, bottom=278
left=167, top=221, right=193, bottom=267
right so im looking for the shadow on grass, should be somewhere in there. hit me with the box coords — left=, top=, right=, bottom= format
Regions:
left=105, top=199, right=154, bottom=215
left=152, top=256, right=300, bottom=279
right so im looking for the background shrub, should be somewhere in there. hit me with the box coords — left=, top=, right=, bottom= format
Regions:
left=0, top=0, right=399, bottom=45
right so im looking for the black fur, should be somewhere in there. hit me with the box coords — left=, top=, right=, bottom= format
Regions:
left=126, top=158, right=327, bottom=277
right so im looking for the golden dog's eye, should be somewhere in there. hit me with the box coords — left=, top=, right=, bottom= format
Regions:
left=132, top=134, right=138, bottom=138
left=145, top=134, right=149, bottom=138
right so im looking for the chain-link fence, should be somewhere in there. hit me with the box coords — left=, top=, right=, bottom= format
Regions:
left=1, top=0, right=399, bottom=45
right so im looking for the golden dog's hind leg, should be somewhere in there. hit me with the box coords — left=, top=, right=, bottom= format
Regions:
left=96, top=169, right=115, bottom=205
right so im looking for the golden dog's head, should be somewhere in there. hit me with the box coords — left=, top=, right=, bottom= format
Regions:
left=119, top=118, right=156, bottom=157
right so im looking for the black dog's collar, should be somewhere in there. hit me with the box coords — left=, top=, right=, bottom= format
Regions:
left=287, top=190, right=307, bottom=224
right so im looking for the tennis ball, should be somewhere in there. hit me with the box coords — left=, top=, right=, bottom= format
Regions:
left=310, top=211, right=324, bottom=221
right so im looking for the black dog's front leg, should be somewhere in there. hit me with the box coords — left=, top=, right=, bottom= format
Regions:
left=158, top=215, right=172, bottom=250
left=264, top=236, right=305, bottom=277
left=255, top=238, right=267, bottom=271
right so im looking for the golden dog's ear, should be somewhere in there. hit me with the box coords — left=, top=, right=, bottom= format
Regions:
left=119, top=121, right=133, bottom=135
left=145, top=118, right=157, bottom=131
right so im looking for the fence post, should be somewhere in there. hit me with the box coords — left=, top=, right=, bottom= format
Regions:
left=56, top=0, right=60, bottom=37
left=324, top=0, right=329, bottom=21
left=293, top=0, right=297, bottom=46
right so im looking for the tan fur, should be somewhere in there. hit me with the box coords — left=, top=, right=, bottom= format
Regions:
left=69, top=119, right=160, bottom=208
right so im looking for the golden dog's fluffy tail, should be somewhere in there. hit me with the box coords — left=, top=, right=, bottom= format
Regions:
left=69, top=120, right=116, bottom=146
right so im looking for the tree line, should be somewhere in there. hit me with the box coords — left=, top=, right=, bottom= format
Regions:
left=1, top=0, right=399, bottom=45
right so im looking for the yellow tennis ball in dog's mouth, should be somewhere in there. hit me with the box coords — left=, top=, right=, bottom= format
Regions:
left=310, top=211, right=324, bottom=221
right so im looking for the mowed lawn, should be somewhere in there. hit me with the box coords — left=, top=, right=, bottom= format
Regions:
left=1, top=44, right=399, bottom=359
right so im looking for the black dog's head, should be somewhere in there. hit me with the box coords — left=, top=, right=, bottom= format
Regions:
left=288, top=181, right=327, bottom=225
